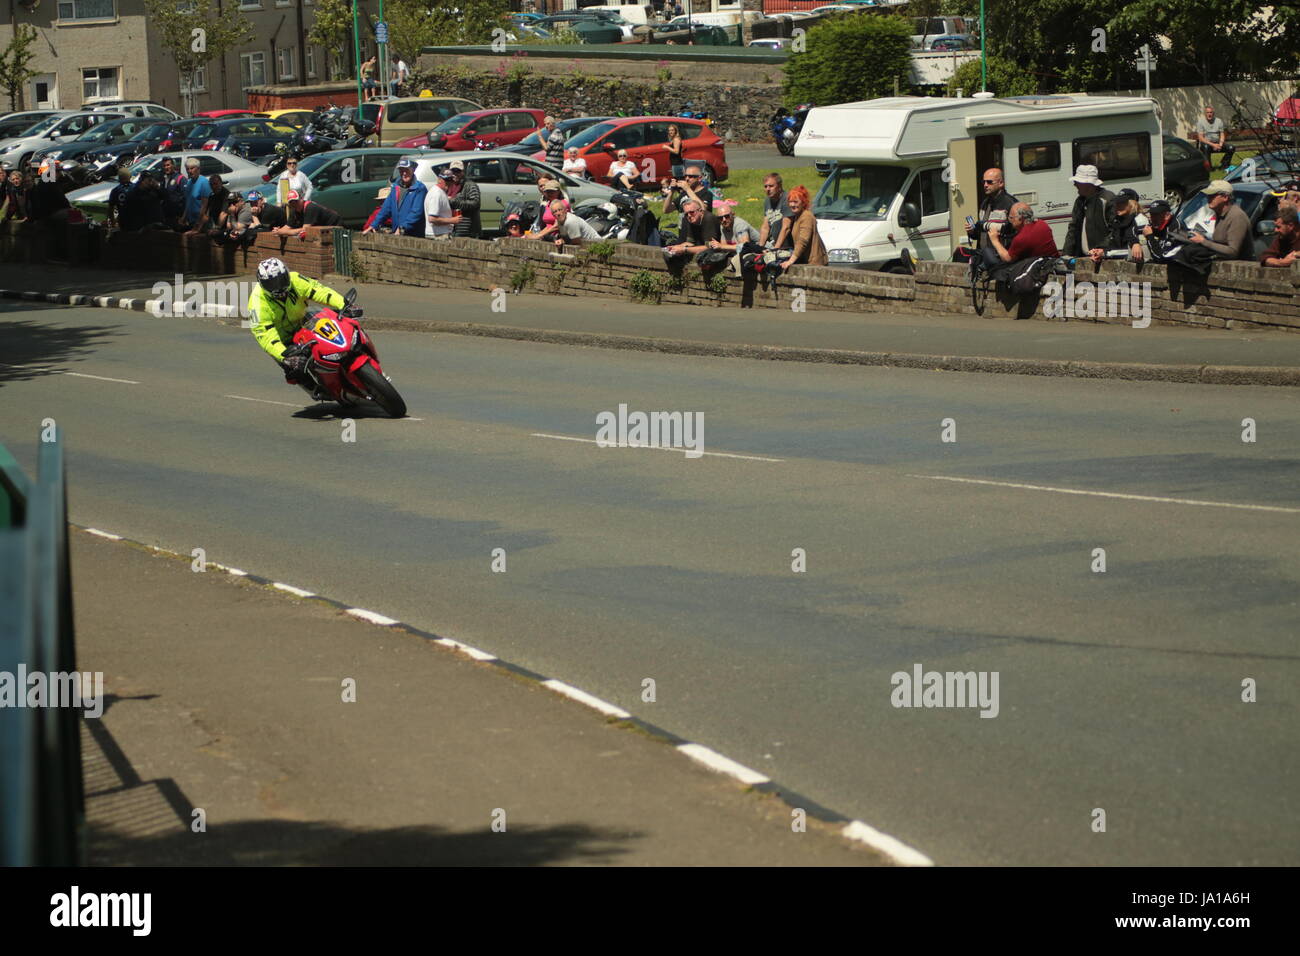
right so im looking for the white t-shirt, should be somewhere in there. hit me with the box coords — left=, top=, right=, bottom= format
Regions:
left=558, top=214, right=601, bottom=241
left=424, top=185, right=453, bottom=237
left=277, top=169, right=312, bottom=203
left=562, top=157, right=588, bottom=180
left=608, top=159, right=638, bottom=185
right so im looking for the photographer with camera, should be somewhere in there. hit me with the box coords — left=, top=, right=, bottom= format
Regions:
left=987, top=202, right=1058, bottom=265
left=958, top=167, right=1017, bottom=266
left=661, top=164, right=715, bottom=229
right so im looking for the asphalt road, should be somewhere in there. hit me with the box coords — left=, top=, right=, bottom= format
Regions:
left=3, top=299, right=1297, bottom=865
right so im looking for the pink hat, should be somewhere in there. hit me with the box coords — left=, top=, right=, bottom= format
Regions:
left=286, top=190, right=301, bottom=202
left=711, top=198, right=738, bottom=214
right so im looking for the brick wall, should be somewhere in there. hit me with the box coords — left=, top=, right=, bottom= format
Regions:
left=95, top=229, right=337, bottom=278
left=350, top=233, right=1300, bottom=332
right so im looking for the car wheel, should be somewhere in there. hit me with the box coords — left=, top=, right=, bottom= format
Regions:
left=1163, top=184, right=1184, bottom=206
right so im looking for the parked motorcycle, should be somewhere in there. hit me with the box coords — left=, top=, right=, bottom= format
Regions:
left=263, top=108, right=376, bottom=180
left=771, top=104, right=813, bottom=156
left=570, top=189, right=659, bottom=244
left=678, top=103, right=711, bottom=126
left=292, top=289, right=406, bottom=418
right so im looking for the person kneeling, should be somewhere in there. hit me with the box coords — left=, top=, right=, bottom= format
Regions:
left=986, top=202, right=1060, bottom=294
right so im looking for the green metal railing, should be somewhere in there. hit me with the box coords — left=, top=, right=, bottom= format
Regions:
left=0, top=427, right=84, bottom=866
left=334, top=228, right=354, bottom=277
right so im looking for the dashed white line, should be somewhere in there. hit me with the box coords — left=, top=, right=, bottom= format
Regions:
left=842, top=821, right=934, bottom=867
left=63, top=372, right=140, bottom=384
left=676, top=743, right=771, bottom=786
left=910, top=474, right=1300, bottom=515
left=273, top=583, right=315, bottom=598
left=531, top=432, right=783, bottom=462
left=84, top=528, right=122, bottom=540
left=213, top=564, right=248, bottom=576
left=225, top=394, right=302, bottom=408
left=346, top=608, right=400, bottom=626
left=0, top=363, right=137, bottom=384
left=433, top=637, right=498, bottom=662
left=541, top=679, right=632, bottom=719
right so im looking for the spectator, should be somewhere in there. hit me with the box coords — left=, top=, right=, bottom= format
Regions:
left=1062, top=164, right=1117, bottom=261
left=158, top=157, right=184, bottom=191
left=396, top=58, right=410, bottom=93
left=665, top=123, right=684, bottom=179
left=562, top=146, right=588, bottom=181
left=1188, top=180, right=1252, bottom=260
left=0, top=169, right=27, bottom=221
left=987, top=202, right=1058, bottom=265
left=607, top=149, right=638, bottom=190
left=246, top=191, right=288, bottom=236
left=118, top=173, right=166, bottom=232
left=277, top=156, right=312, bottom=205
left=663, top=198, right=720, bottom=263
left=363, top=158, right=427, bottom=236
left=447, top=160, right=481, bottom=238
left=1193, top=105, right=1235, bottom=169
left=1141, top=199, right=1174, bottom=243
left=964, top=167, right=1017, bottom=261
left=501, top=211, right=526, bottom=239
left=283, top=190, right=343, bottom=232
left=158, top=158, right=186, bottom=228
left=531, top=178, right=570, bottom=236
left=179, top=158, right=212, bottom=231
left=188, top=173, right=230, bottom=237
left=542, top=116, right=565, bottom=166
left=661, top=163, right=714, bottom=222
left=780, top=185, right=827, bottom=271
left=361, top=56, right=379, bottom=101
left=215, top=192, right=245, bottom=243
left=550, top=199, right=601, bottom=247
left=1103, top=188, right=1145, bottom=261
left=107, top=167, right=133, bottom=229
left=708, top=198, right=760, bottom=274
left=363, top=185, right=390, bottom=233
left=1259, top=206, right=1300, bottom=267
left=27, top=164, right=70, bottom=222
left=424, top=169, right=457, bottom=239
left=390, top=66, right=401, bottom=98
left=758, top=172, right=793, bottom=250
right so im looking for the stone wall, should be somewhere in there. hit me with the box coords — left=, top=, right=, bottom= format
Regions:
left=350, top=232, right=1300, bottom=333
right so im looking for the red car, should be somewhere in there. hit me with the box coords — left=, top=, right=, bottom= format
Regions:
left=530, top=116, right=728, bottom=187
left=1274, top=89, right=1300, bottom=145
left=394, top=108, right=545, bottom=151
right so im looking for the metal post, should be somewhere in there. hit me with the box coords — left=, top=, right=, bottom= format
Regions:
left=379, top=0, right=388, bottom=99
left=980, top=0, right=987, bottom=93
left=353, top=0, right=363, bottom=105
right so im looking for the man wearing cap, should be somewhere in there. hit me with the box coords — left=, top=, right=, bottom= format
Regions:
left=246, top=190, right=288, bottom=232
left=1062, top=164, right=1117, bottom=261
left=1189, top=180, right=1252, bottom=260
left=1101, top=188, right=1145, bottom=262
left=446, top=160, right=481, bottom=238
left=277, top=156, right=312, bottom=205
left=283, top=190, right=342, bottom=233
left=424, top=168, right=457, bottom=239
left=364, top=158, right=427, bottom=237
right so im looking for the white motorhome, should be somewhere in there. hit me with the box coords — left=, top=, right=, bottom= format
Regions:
left=794, top=94, right=1165, bottom=272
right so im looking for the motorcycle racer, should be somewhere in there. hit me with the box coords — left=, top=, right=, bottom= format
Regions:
left=247, top=258, right=359, bottom=391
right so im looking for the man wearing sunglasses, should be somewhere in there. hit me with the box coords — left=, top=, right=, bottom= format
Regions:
left=661, top=163, right=715, bottom=222
left=966, top=167, right=1017, bottom=252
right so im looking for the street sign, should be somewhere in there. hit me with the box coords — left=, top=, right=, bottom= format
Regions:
left=1135, top=45, right=1156, bottom=71
left=376, top=21, right=389, bottom=44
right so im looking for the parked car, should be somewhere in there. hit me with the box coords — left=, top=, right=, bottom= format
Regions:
left=1175, top=181, right=1285, bottom=260
left=378, top=96, right=483, bottom=146
left=406, top=150, right=621, bottom=232
left=181, top=118, right=300, bottom=160
left=497, top=115, right=613, bottom=156
left=78, top=119, right=208, bottom=171
left=0, top=111, right=125, bottom=170
left=1272, top=89, right=1300, bottom=145
left=397, top=108, right=545, bottom=151
left=748, top=37, right=791, bottom=50
left=86, top=102, right=181, bottom=121
left=1162, top=133, right=1212, bottom=205
left=265, top=108, right=317, bottom=128
left=1223, top=150, right=1300, bottom=185
left=536, top=14, right=625, bottom=43
left=533, top=115, right=728, bottom=187
left=66, top=150, right=272, bottom=206
left=928, top=34, right=978, bottom=51
left=193, top=109, right=269, bottom=120
left=28, top=116, right=158, bottom=169
left=0, top=110, right=62, bottom=141
left=293, top=147, right=415, bottom=226
left=911, top=15, right=972, bottom=49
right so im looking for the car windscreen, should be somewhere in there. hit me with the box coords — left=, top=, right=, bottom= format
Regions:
left=432, top=113, right=475, bottom=135
left=78, top=122, right=125, bottom=143
left=298, top=154, right=334, bottom=176
left=188, top=124, right=218, bottom=139
left=1177, top=191, right=1265, bottom=230
left=23, top=115, right=63, bottom=135
left=130, top=124, right=172, bottom=142
left=813, top=164, right=910, bottom=220
left=565, top=121, right=618, bottom=150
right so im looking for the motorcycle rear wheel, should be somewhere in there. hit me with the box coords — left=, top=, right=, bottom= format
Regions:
left=355, top=362, right=407, bottom=419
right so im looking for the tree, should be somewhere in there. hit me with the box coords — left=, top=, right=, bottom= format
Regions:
left=947, top=55, right=1039, bottom=97
left=379, top=0, right=510, bottom=64
left=308, top=0, right=357, bottom=81
left=0, top=24, right=39, bottom=112
left=145, top=0, right=254, bottom=115
left=784, top=13, right=913, bottom=107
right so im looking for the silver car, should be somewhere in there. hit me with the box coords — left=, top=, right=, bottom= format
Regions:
left=405, top=150, right=620, bottom=232
left=0, top=111, right=125, bottom=170
left=65, top=151, right=273, bottom=206
left=87, top=102, right=181, bottom=121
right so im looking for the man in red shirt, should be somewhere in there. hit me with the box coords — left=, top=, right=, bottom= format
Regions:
left=987, top=202, right=1058, bottom=264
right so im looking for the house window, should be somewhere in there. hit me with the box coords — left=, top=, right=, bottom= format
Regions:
left=277, top=47, right=296, bottom=81
left=58, top=0, right=115, bottom=20
left=238, top=0, right=262, bottom=9
left=241, top=51, right=267, bottom=88
left=180, top=66, right=207, bottom=94
left=305, top=47, right=317, bottom=79
left=82, top=67, right=119, bottom=101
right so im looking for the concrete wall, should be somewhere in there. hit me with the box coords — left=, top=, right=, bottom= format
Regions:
left=1094, top=80, right=1295, bottom=139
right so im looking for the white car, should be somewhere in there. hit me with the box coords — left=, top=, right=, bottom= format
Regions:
left=808, top=4, right=866, bottom=15
left=87, top=102, right=181, bottom=121
left=748, top=37, right=790, bottom=50
left=0, top=111, right=125, bottom=170
left=66, top=151, right=272, bottom=205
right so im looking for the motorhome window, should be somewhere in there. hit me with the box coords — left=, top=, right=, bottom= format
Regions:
left=1020, top=141, right=1060, bottom=172
left=1072, top=133, right=1151, bottom=181
left=919, top=167, right=949, bottom=216
left=813, top=164, right=909, bottom=221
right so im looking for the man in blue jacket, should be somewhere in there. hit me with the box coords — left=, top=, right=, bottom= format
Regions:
left=362, top=158, right=427, bottom=236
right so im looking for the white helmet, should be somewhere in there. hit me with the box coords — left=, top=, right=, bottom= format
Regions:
left=257, top=258, right=290, bottom=299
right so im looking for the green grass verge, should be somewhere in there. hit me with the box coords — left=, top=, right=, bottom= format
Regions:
left=713, top=165, right=825, bottom=210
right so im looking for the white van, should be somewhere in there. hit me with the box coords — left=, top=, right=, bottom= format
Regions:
left=585, top=4, right=656, bottom=26
left=794, top=94, right=1165, bottom=272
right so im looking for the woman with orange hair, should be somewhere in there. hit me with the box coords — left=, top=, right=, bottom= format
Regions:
left=781, top=185, right=828, bottom=270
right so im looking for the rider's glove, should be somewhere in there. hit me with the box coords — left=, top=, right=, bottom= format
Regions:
left=281, top=343, right=311, bottom=376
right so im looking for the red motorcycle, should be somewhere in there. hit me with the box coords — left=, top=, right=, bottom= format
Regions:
left=292, top=289, right=407, bottom=418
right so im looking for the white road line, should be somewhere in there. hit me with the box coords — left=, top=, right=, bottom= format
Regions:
left=273, top=583, right=315, bottom=598
left=531, top=432, right=783, bottom=463
left=346, top=608, right=400, bottom=626
left=213, top=564, right=248, bottom=576
left=433, top=637, right=498, bottom=662
left=910, top=474, right=1300, bottom=515
left=225, top=394, right=302, bottom=407
left=84, top=528, right=122, bottom=540
left=676, top=743, right=771, bottom=785
left=64, top=372, right=140, bottom=384
left=842, top=821, right=935, bottom=867
left=541, top=679, right=632, bottom=719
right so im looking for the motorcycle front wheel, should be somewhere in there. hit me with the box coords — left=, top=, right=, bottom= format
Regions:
left=776, top=137, right=794, bottom=156
left=355, top=362, right=407, bottom=419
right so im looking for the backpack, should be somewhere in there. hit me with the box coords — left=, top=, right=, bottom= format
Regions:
left=1007, top=256, right=1057, bottom=296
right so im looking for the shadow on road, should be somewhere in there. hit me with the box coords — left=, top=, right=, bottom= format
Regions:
left=0, top=314, right=121, bottom=388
